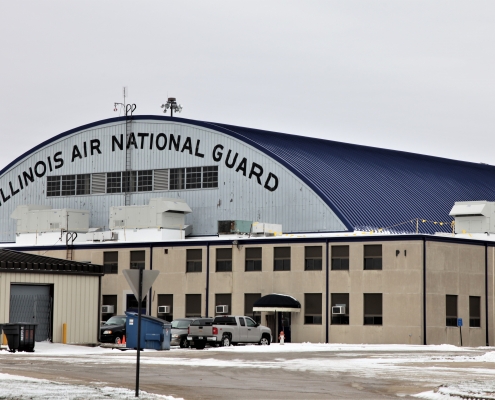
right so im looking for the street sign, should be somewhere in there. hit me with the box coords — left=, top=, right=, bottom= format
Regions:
left=457, top=318, right=463, bottom=327
left=122, top=270, right=159, bottom=300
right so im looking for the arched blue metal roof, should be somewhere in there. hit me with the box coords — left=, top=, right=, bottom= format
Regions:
left=3, top=115, right=494, bottom=234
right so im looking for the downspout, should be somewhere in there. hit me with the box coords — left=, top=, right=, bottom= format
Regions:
left=149, top=244, right=153, bottom=316
left=97, top=275, right=102, bottom=342
left=205, top=243, right=210, bottom=317
left=325, top=238, right=329, bottom=344
left=485, top=244, right=489, bottom=346
left=423, top=238, right=427, bottom=345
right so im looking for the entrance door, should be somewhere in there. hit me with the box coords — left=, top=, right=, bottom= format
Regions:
left=10, top=284, right=52, bottom=342
left=277, top=312, right=291, bottom=343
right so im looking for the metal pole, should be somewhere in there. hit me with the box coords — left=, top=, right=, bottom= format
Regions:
left=135, top=267, right=143, bottom=397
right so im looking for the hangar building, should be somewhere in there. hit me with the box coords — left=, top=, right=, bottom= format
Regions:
left=1, top=115, right=495, bottom=345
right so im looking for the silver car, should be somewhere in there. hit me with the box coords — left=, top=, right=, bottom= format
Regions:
left=171, top=318, right=207, bottom=348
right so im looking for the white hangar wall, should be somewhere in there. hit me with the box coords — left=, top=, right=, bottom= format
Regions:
left=0, top=118, right=347, bottom=241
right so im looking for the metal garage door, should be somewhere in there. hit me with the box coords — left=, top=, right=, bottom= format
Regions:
left=10, top=285, right=52, bottom=342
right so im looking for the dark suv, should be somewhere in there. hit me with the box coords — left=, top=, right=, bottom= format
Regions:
left=100, top=315, right=126, bottom=344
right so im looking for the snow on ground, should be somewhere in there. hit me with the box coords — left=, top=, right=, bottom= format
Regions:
left=2, top=342, right=495, bottom=399
left=0, top=372, right=181, bottom=400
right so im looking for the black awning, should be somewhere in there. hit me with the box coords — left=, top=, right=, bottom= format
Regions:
left=253, top=293, right=301, bottom=312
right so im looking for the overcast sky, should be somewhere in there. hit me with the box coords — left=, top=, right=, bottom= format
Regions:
left=1, top=1, right=494, bottom=169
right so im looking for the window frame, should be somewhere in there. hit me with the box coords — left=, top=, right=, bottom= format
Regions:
left=216, top=248, right=233, bottom=272
left=364, top=245, right=382, bottom=270
left=103, top=251, right=118, bottom=274
left=363, top=293, right=383, bottom=325
left=305, top=246, right=322, bottom=271
left=469, top=296, right=481, bottom=328
left=331, top=245, right=350, bottom=270
left=186, top=249, right=202, bottom=273
left=304, top=293, right=323, bottom=325
left=245, top=247, right=262, bottom=271
left=274, top=247, right=291, bottom=271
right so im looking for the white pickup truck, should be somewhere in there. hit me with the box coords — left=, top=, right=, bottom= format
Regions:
left=187, top=316, right=272, bottom=349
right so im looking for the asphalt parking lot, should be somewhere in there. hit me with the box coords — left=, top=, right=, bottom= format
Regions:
left=1, top=343, right=495, bottom=399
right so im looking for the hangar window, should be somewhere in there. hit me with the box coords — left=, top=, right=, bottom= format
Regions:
left=274, top=247, right=291, bottom=271
left=186, top=249, right=202, bottom=272
left=202, top=166, right=218, bottom=188
left=106, top=172, right=122, bottom=193
left=305, top=246, right=322, bottom=270
left=216, top=248, right=232, bottom=272
left=186, top=167, right=202, bottom=189
left=331, top=293, right=349, bottom=325
left=137, top=170, right=153, bottom=192
left=61, top=175, right=76, bottom=196
left=446, top=295, right=458, bottom=327
left=103, top=251, right=118, bottom=274
left=122, top=171, right=136, bottom=192
left=331, top=245, right=349, bottom=270
left=364, top=245, right=382, bottom=270
left=170, top=168, right=185, bottom=190
left=469, top=296, right=481, bottom=328
left=76, top=174, right=91, bottom=195
left=304, top=293, right=322, bottom=324
left=47, top=176, right=61, bottom=197
left=244, top=293, right=262, bottom=323
left=185, top=294, right=202, bottom=317
left=364, top=293, right=382, bottom=325
left=130, top=250, right=145, bottom=269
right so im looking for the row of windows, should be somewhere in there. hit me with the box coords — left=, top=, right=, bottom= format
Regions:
left=46, top=166, right=218, bottom=197
left=103, top=245, right=382, bottom=274
left=104, top=291, right=482, bottom=328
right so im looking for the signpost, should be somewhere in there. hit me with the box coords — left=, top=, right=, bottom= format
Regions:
left=457, top=318, right=463, bottom=346
left=123, top=269, right=159, bottom=397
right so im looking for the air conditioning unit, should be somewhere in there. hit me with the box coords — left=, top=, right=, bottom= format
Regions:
left=216, top=305, right=229, bottom=314
left=102, top=305, right=114, bottom=314
left=331, top=305, right=346, bottom=315
left=158, top=305, right=170, bottom=314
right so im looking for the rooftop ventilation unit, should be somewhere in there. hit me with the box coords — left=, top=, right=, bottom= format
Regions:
left=449, top=201, right=495, bottom=234
left=218, top=220, right=283, bottom=236
left=109, top=197, right=192, bottom=230
left=11, top=205, right=90, bottom=234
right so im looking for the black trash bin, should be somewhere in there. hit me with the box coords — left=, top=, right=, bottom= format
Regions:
left=2, top=323, right=37, bottom=353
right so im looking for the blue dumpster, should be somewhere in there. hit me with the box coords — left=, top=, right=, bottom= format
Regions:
left=125, top=312, right=171, bottom=350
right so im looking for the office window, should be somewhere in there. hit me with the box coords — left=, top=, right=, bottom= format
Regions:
left=332, top=245, right=349, bottom=270
left=76, top=174, right=91, bottom=195
left=186, top=249, right=202, bottom=272
left=185, top=294, right=201, bottom=317
left=103, top=251, right=118, bottom=274
left=137, top=170, right=153, bottom=192
left=130, top=250, right=145, bottom=270
left=364, top=245, right=382, bottom=270
left=170, top=168, right=185, bottom=190
left=304, top=293, right=322, bottom=324
left=102, top=295, right=117, bottom=322
left=186, top=167, right=202, bottom=189
left=244, top=293, right=262, bottom=324
left=106, top=172, right=122, bottom=193
left=47, top=176, right=61, bottom=197
left=446, top=295, right=458, bottom=327
left=122, top=171, right=136, bottom=192
left=331, top=293, right=349, bottom=325
left=469, top=296, right=481, bottom=328
left=215, top=294, right=232, bottom=316
left=274, top=247, right=291, bottom=271
left=305, top=246, right=322, bottom=270
left=364, top=293, right=382, bottom=325
left=157, top=294, right=173, bottom=322
left=216, top=248, right=232, bottom=272
left=245, top=248, right=262, bottom=271
left=202, top=166, right=218, bottom=188
left=61, top=175, right=76, bottom=196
